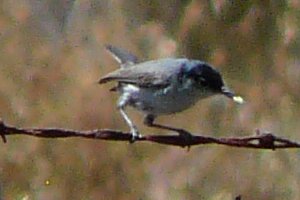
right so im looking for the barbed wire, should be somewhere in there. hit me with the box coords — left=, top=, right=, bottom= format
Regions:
left=0, top=119, right=299, bottom=150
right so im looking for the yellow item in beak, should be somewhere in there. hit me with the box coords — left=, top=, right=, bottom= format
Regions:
left=233, top=96, right=244, bottom=104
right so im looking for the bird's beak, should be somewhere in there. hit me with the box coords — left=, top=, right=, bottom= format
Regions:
left=221, top=87, right=244, bottom=104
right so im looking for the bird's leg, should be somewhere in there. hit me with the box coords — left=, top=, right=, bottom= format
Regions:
left=143, top=114, right=192, bottom=139
left=118, top=96, right=141, bottom=143
left=144, top=114, right=193, bottom=149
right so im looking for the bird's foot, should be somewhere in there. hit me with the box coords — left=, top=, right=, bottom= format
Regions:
left=129, top=128, right=142, bottom=143
left=177, top=129, right=193, bottom=151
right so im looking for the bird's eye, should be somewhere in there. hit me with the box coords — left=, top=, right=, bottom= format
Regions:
left=198, top=77, right=208, bottom=86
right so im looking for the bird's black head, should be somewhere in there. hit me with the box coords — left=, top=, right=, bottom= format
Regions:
left=183, top=60, right=244, bottom=103
left=187, top=62, right=223, bottom=91
left=186, top=61, right=236, bottom=98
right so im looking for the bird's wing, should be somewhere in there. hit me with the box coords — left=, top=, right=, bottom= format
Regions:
left=105, top=44, right=139, bottom=67
left=99, top=58, right=187, bottom=88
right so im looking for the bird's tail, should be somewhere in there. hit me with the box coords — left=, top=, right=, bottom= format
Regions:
left=105, top=44, right=139, bottom=68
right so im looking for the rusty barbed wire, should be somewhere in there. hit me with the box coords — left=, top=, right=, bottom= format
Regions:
left=0, top=120, right=299, bottom=150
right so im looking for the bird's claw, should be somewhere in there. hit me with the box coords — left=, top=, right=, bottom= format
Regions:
left=129, top=128, right=142, bottom=143
left=178, top=129, right=193, bottom=151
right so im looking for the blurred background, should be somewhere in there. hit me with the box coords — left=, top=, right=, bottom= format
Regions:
left=0, top=0, right=300, bottom=199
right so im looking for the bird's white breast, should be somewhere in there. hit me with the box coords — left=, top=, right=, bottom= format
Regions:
left=122, top=80, right=214, bottom=115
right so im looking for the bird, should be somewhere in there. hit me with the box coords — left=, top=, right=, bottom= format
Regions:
left=99, top=44, right=244, bottom=141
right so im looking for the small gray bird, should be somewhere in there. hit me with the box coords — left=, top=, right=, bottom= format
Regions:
left=99, top=45, right=244, bottom=141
